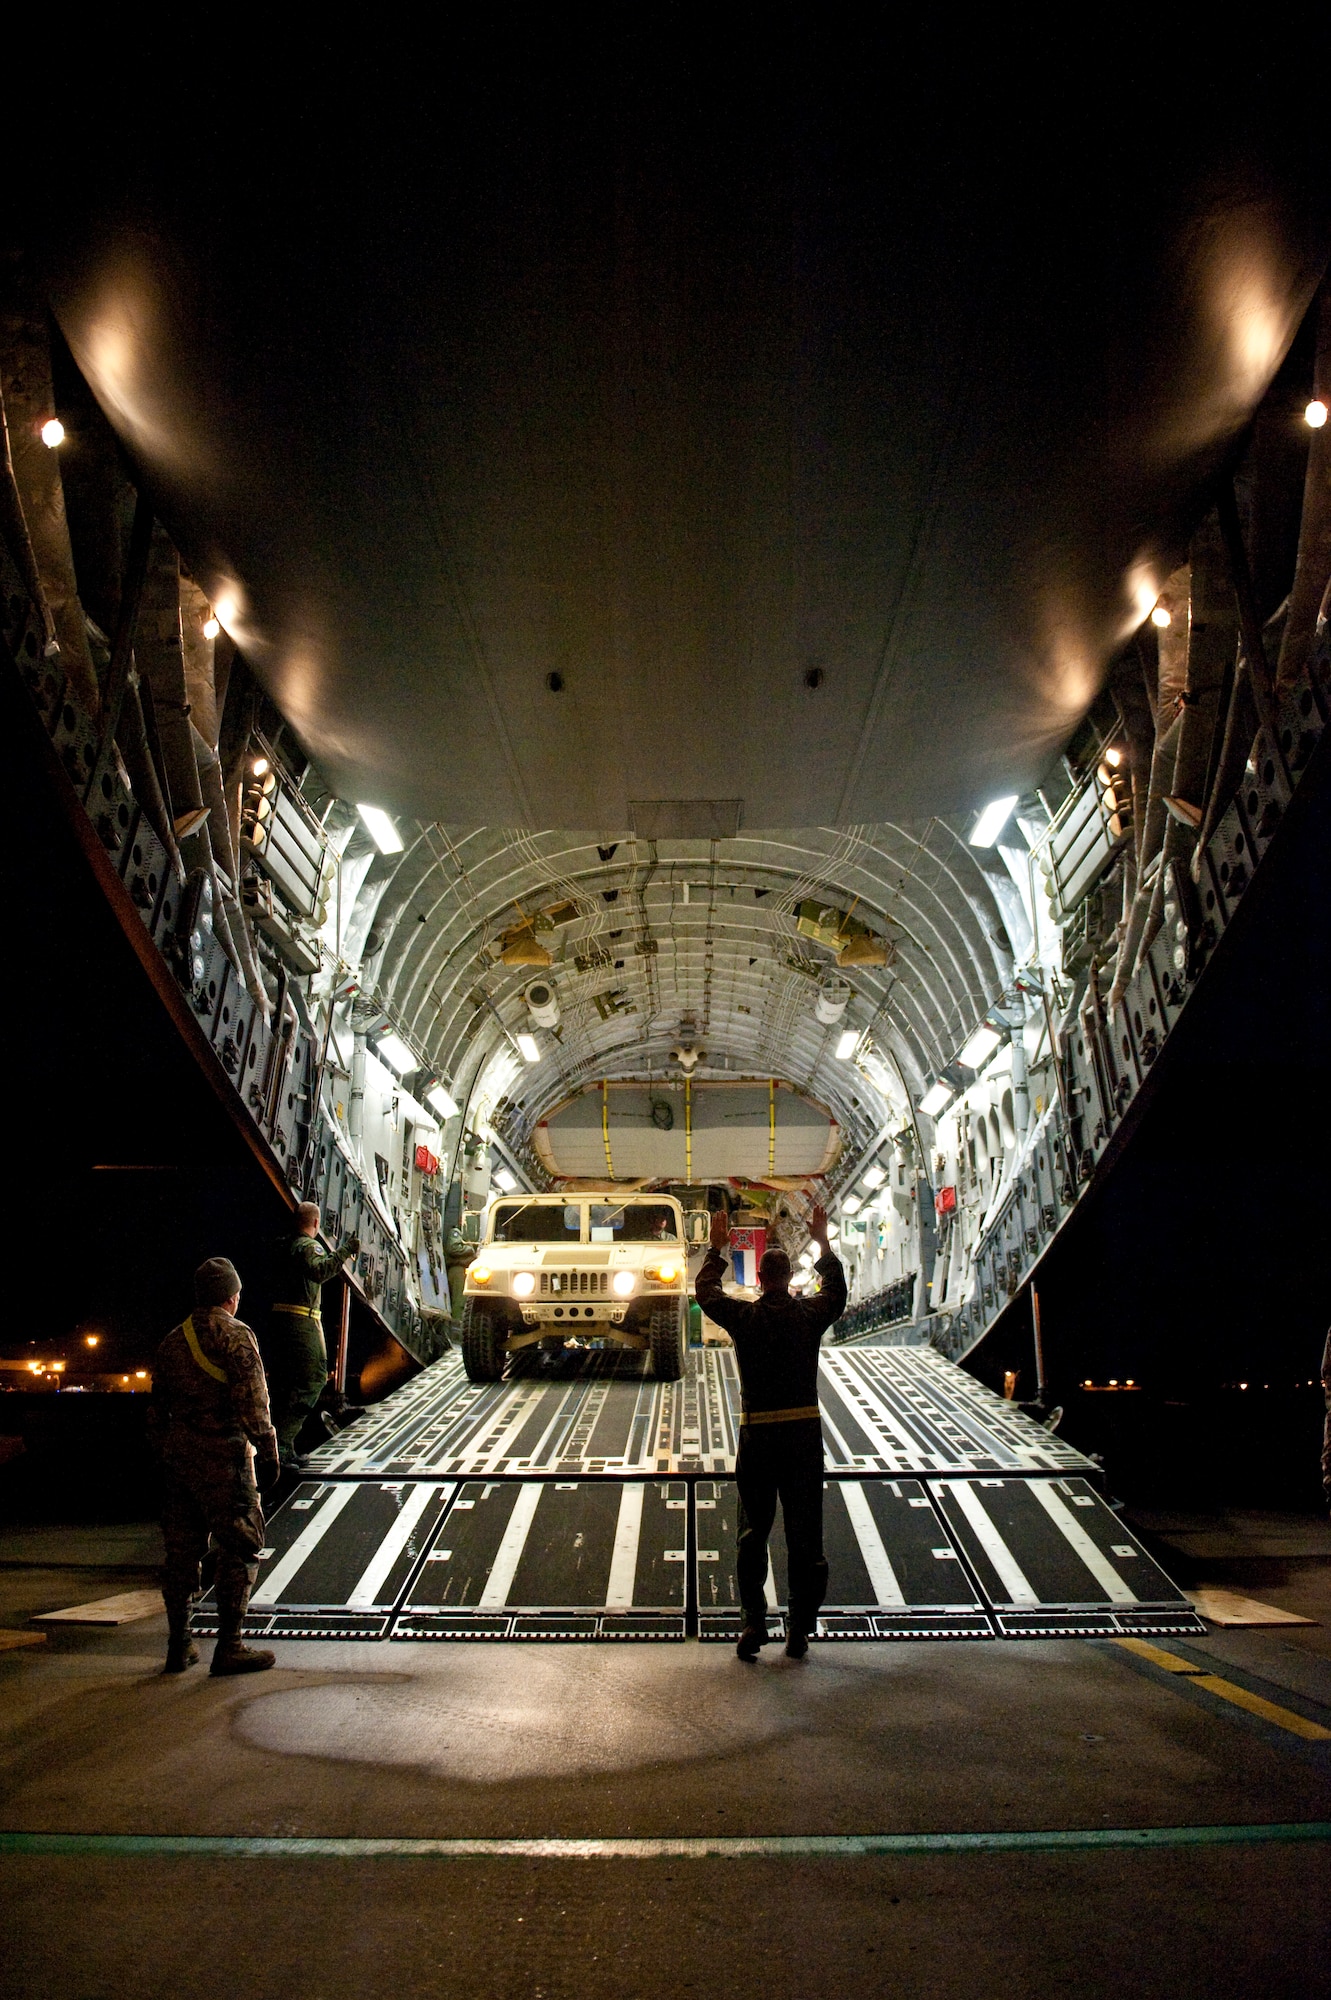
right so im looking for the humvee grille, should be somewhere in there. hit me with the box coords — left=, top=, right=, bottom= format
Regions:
left=539, top=1271, right=609, bottom=1296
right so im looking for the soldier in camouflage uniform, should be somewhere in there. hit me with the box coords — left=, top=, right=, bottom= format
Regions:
left=149, top=1256, right=280, bottom=1676
left=268, top=1201, right=359, bottom=1469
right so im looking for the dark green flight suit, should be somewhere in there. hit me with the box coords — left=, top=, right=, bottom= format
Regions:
left=269, top=1229, right=357, bottom=1456
left=695, top=1247, right=847, bottom=1634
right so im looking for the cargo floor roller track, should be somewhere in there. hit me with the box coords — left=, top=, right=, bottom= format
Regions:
left=196, top=1350, right=1201, bottom=1643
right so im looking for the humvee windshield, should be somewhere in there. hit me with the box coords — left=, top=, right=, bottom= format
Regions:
left=589, top=1203, right=680, bottom=1243
left=491, top=1201, right=582, bottom=1242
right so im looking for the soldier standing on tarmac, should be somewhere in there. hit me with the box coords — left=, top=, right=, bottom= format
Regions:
left=149, top=1256, right=280, bottom=1677
left=269, top=1202, right=359, bottom=1471
left=695, top=1202, right=847, bottom=1661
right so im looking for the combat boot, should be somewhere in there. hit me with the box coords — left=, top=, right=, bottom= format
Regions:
left=210, top=1583, right=275, bottom=1677
left=735, top=1612, right=770, bottom=1662
left=163, top=1596, right=199, bottom=1674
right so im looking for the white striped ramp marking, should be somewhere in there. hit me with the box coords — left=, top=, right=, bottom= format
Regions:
left=478, top=1484, right=544, bottom=1607
left=1027, top=1481, right=1139, bottom=1605
left=251, top=1484, right=358, bottom=1605
left=605, top=1483, right=646, bottom=1608
left=941, top=1481, right=1039, bottom=1605
left=346, top=1483, right=448, bottom=1609
left=838, top=1485, right=906, bottom=1606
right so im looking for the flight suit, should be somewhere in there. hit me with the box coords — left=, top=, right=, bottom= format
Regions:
left=269, top=1229, right=357, bottom=1456
left=695, top=1246, right=847, bottom=1632
left=149, top=1306, right=279, bottom=1642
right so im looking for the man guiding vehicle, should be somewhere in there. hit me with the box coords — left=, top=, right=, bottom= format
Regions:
left=695, top=1202, right=846, bottom=1660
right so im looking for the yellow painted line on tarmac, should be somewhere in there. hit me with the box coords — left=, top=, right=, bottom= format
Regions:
left=1114, top=1638, right=1202, bottom=1674
left=1112, top=1638, right=1331, bottom=1741
left=1189, top=1676, right=1331, bottom=1743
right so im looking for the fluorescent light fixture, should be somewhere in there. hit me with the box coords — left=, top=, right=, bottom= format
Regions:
left=516, top=1032, right=540, bottom=1063
left=841, top=1194, right=862, bottom=1214
left=374, top=1031, right=414, bottom=1076
left=861, top=1165, right=886, bottom=1190
left=958, top=1023, right=1001, bottom=1070
left=826, top=1224, right=840, bottom=1243
left=426, top=1084, right=460, bottom=1120
left=493, top=1166, right=518, bottom=1194
left=798, top=1249, right=814, bottom=1267
left=969, top=796, right=1018, bottom=848
left=920, top=1080, right=954, bottom=1117
left=834, top=1028, right=859, bottom=1060
left=357, top=804, right=404, bottom=854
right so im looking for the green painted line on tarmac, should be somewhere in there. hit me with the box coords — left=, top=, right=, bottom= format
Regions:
left=1, top=1824, right=1328, bottom=1861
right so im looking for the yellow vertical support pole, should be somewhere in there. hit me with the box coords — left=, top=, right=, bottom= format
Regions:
left=602, top=1080, right=614, bottom=1176
left=685, top=1076, right=692, bottom=1181
left=768, top=1078, right=776, bottom=1176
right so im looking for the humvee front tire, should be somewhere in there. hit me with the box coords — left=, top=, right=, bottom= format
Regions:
left=649, top=1301, right=684, bottom=1380
left=461, top=1299, right=506, bottom=1381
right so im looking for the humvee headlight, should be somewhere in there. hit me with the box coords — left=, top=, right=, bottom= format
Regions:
left=648, top=1264, right=681, bottom=1283
left=468, top=1264, right=492, bottom=1286
left=511, top=1270, right=536, bottom=1297
left=612, top=1269, right=636, bottom=1297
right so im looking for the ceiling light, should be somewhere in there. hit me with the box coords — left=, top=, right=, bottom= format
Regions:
left=426, top=1084, right=460, bottom=1120
left=374, top=1031, right=414, bottom=1075
left=202, top=615, right=221, bottom=639
left=516, top=1032, right=540, bottom=1063
left=841, top=1194, right=862, bottom=1214
left=494, top=1167, right=518, bottom=1194
left=826, top=1225, right=840, bottom=1243
left=213, top=591, right=239, bottom=631
left=834, top=1028, right=858, bottom=1060
left=1102, top=746, right=1122, bottom=767
left=861, top=1165, right=886, bottom=1190
left=252, top=757, right=270, bottom=778
left=969, top=796, right=1018, bottom=847
left=1305, top=399, right=1328, bottom=429
left=958, top=1023, right=1001, bottom=1070
left=357, top=804, right=404, bottom=854
left=798, top=1250, right=814, bottom=1267
left=920, top=1080, right=954, bottom=1117
left=40, top=418, right=65, bottom=447
left=84, top=1334, right=100, bottom=1347
left=1151, top=603, right=1172, bottom=629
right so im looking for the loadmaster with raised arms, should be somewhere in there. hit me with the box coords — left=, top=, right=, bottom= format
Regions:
left=694, top=1203, right=846, bottom=1660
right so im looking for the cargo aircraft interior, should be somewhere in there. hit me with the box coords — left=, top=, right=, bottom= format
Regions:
left=2, top=24, right=1330, bottom=2000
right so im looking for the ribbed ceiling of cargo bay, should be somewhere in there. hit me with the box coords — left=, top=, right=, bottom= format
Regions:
left=337, top=816, right=1029, bottom=1174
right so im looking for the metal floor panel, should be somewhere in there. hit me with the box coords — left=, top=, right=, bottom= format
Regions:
left=201, top=1469, right=1199, bottom=1643
left=929, top=1477, right=1207, bottom=1639
left=312, top=1345, right=1095, bottom=1481
left=195, top=1479, right=455, bottom=1637
left=393, top=1478, right=689, bottom=1640
left=694, top=1478, right=994, bottom=1642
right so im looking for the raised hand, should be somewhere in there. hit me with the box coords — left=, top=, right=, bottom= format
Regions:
left=810, top=1204, right=829, bottom=1250
left=709, top=1207, right=730, bottom=1251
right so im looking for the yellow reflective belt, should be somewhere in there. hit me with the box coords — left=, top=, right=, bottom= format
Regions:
left=182, top=1314, right=226, bottom=1383
left=272, top=1304, right=322, bottom=1320
left=740, top=1405, right=821, bottom=1426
